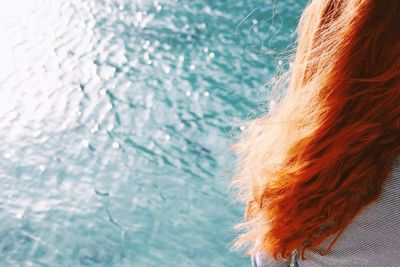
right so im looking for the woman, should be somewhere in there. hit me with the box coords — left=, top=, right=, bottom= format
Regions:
left=232, top=0, right=400, bottom=266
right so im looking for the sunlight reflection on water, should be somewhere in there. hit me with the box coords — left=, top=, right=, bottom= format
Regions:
left=0, top=0, right=306, bottom=266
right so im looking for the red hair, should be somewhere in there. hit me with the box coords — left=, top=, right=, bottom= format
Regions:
left=233, top=0, right=400, bottom=261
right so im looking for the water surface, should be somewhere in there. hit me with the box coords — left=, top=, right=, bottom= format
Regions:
left=0, top=0, right=307, bottom=266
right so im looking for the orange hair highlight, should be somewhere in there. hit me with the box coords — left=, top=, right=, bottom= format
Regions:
left=232, top=0, right=400, bottom=261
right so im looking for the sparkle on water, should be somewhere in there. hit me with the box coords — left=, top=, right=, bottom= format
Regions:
left=0, top=0, right=307, bottom=266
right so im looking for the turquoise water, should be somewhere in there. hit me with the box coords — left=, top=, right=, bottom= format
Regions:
left=0, top=0, right=307, bottom=266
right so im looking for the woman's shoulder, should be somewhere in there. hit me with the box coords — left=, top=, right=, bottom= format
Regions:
left=251, top=253, right=289, bottom=267
left=300, top=156, right=400, bottom=266
left=253, top=157, right=400, bottom=267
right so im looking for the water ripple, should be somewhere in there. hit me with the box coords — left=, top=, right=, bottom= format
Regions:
left=0, top=0, right=307, bottom=266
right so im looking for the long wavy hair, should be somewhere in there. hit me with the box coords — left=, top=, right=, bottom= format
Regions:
left=232, top=0, right=400, bottom=261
